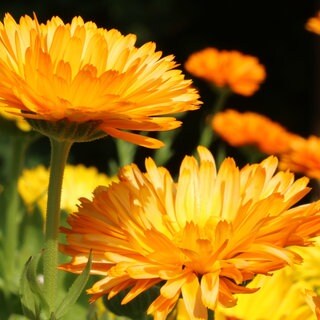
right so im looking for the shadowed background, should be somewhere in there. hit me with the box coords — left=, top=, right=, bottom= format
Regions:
left=0, top=0, right=318, bottom=173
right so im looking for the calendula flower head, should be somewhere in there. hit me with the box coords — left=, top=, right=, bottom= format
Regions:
left=60, top=146, right=320, bottom=320
left=215, top=237, right=320, bottom=320
left=289, top=241, right=320, bottom=318
left=306, top=12, right=320, bottom=35
left=0, top=13, right=200, bottom=147
left=215, top=267, right=317, bottom=320
left=212, top=109, right=299, bottom=155
left=279, top=135, right=320, bottom=180
left=293, top=240, right=320, bottom=291
left=184, top=47, right=266, bottom=96
left=18, top=164, right=117, bottom=217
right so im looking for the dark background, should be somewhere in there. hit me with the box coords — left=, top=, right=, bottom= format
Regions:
left=1, top=1, right=319, bottom=173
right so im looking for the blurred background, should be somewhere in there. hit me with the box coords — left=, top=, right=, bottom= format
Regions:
left=0, top=0, right=318, bottom=173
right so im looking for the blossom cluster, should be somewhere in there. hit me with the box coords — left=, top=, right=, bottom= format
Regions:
left=0, top=10, right=320, bottom=320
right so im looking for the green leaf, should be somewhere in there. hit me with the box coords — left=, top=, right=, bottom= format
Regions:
left=54, top=251, right=92, bottom=319
left=20, top=256, right=41, bottom=320
left=20, top=253, right=49, bottom=319
left=8, top=314, right=30, bottom=320
left=154, top=129, right=180, bottom=166
left=25, top=253, right=48, bottom=308
left=115, top=138, right=138, bottom=167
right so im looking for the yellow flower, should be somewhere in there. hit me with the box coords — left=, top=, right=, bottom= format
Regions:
left=93, top=298, right=129, bottom=320
left=306, top=290, right=320, bottom=320
left=60, top=146, right=320, bottom=320
left=0, top=109, right=31, bottom=131
left=306, top=12, right=320, bottom=35
left=212, top=109, right=299, bottom=155
left=184, top=48, right=266, bottom=96
left=279, top=135, right=320, bottom=180
left=215, top=241, right=320, bottom=320
left=18, top=164, right=116, bottom=216
left=291, top=238, right=320, bottom=294
left=215, top=268, right=316, bottom=320
left=0, top=13, right=200, bottom=148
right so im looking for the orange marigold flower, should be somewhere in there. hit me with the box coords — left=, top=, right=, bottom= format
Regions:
left=0, top=13, right=201, bottom=148
left=306, top=12, right=320, bottom=35
left=212, top=109, right=299, bottom=154
left=60, top=146, right=320, bottom=319
left=279, top=135, right=320, bottom=179
left=184, top=47, right=266, bottom=96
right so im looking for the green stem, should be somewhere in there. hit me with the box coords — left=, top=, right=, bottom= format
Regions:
left=215, top=142, right=227, bottom=168
left=198, top=87, right=231, bottom=148
left=153, top=129, right=178, bottom=166
left=208, top=309, right=215, bottom=320
left=43, top=138, right=72, bottom=313
left=198, top=123, right=215, bottom=149
left=115, top=138, right=137, bottom=167
left=3, top=137, right=28, bottom=291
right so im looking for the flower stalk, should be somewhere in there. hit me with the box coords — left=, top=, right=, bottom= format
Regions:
left=198, top=87, right=231, bottom=148
left=208, top=309, right=215, bottom=320
left=43, top=137, right=72, bottom=312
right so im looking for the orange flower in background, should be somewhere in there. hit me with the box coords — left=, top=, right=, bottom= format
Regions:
left=0, top=13, right=201, bottom=148
left=279, top=135, right=320, bottom=180
left=60, top=146, right=320, bottom=319
left=306, top=12, right=320, bottom=35
left=184, top=47, right=266, bottom=96
left=212, top=109, right=299, bottom=154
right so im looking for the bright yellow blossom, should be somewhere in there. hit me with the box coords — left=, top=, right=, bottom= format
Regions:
left=291, top=238, right=320, bottom=294
left=0, top=109, right=31, bottom=131
left=215, top=268, right=316, bottom=320
left=306, top=290, right=320, bottom=320
left=60, top=147, right=320, bottom=320
left=18, top=164, right=116, bottom=216
left=215, top=240, right=320, bottom=320
left=0, top=13, right=200, bottom=148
